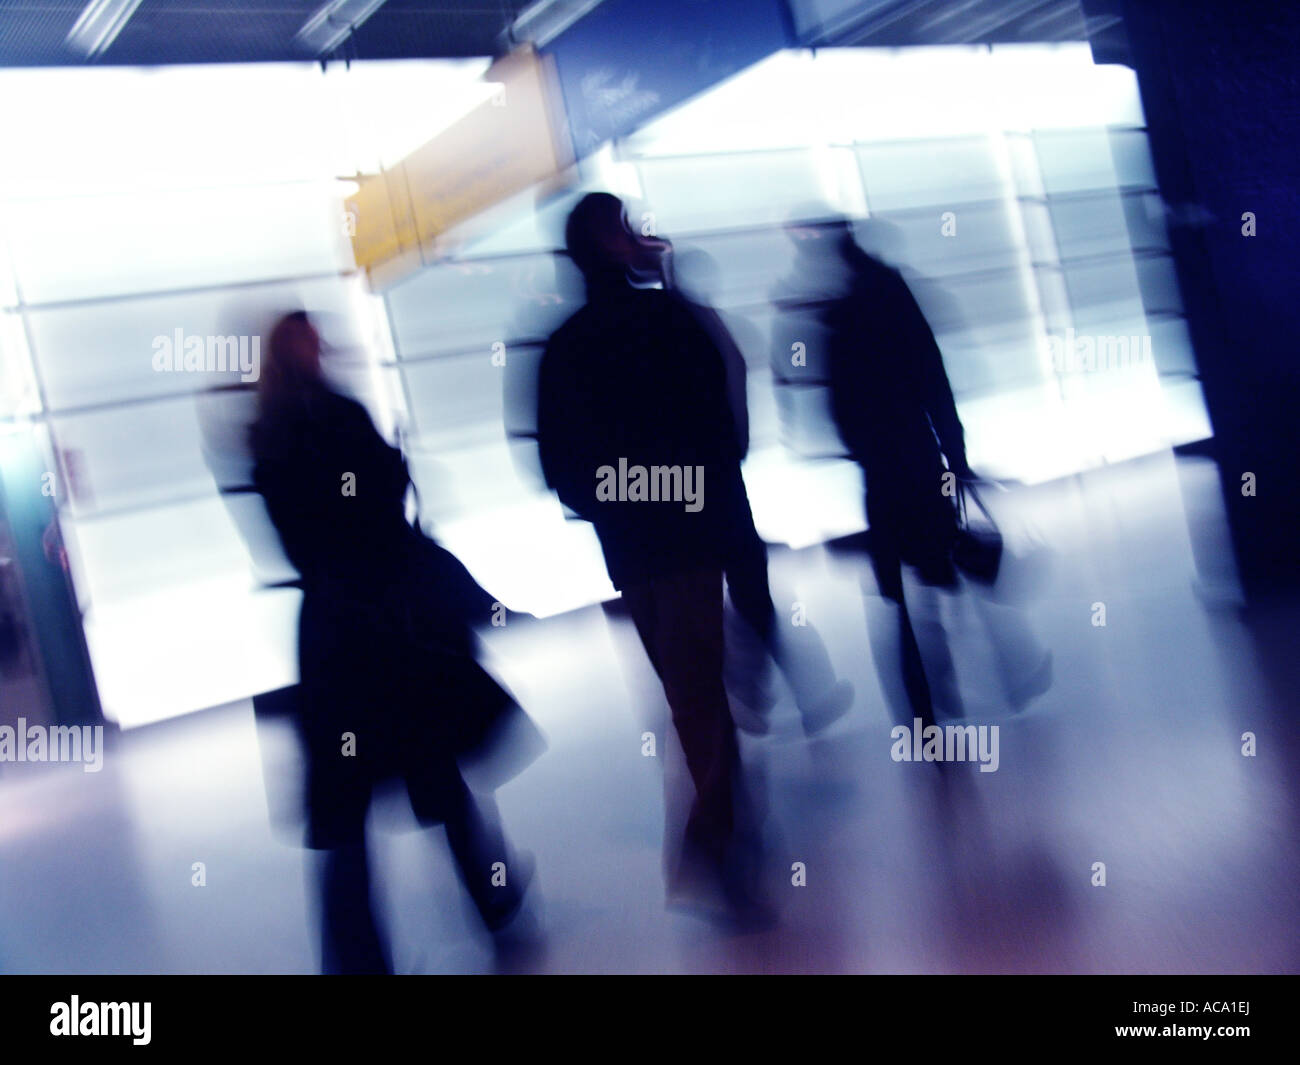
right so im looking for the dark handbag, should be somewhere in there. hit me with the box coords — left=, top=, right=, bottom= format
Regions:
left=401, top=473, right=546, bottom=784
left=952, top=482, right=1003, bottom=585
left=405, top=469, right=498, bottom=628
left=424, top=643, right=546, bottom=791
left=409, top=532, right=498, bottom=629
left=403, top=523, right=546, bottom=787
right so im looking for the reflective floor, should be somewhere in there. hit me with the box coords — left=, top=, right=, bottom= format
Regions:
left=1, top=451, right=1296, bottom=973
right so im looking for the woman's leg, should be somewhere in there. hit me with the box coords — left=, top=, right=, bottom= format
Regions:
left=410, top=763, right=529, bottom=931
left=318, top=839, right=391, bottom=975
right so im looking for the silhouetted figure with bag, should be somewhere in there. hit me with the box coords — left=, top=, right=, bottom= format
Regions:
left=251, top=311, right=535, bottom=973
left=820, top=224, right=971, bottom=731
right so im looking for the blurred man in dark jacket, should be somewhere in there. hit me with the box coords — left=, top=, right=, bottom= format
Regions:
left=537, top=193, right=767, bottom=922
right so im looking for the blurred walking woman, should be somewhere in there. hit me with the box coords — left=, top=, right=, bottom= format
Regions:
left=250, top=311, right=534, bottom=973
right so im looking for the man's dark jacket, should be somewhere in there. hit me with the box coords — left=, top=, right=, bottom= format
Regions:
left=537, top=278, right=747, bottom=590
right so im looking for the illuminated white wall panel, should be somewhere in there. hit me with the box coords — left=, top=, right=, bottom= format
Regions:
left=0, top=45, right=1208, bottom=727
left=389, top=43, right=1207, bottom=622
left=0, top=60, right=495, bottom=728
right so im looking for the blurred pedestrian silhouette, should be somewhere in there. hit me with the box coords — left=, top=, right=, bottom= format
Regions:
left=815, top=220, right=973, bottom=731
left=667, top=244, right=853, bottom=737
left=250, top=311, right=536, bottom=973
left=536, top=194, right=769, bottom=924
left=807, top=219, right=1052, bottom=725
left=194, top=303, right=306, bottom=840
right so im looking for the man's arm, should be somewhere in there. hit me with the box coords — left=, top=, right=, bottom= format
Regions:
left=668, top=298, right=744, bottom=466
left=678, top=295, right=749, bottom=460
left=899, top=275, right=969, bottom=476
left=536, top=334, right=598, bottom=519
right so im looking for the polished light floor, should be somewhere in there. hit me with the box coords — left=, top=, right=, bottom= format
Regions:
left=1, top=451, right=1296, bottom=973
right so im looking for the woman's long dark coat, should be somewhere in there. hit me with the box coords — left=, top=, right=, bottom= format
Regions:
left=250, top=382, right=513, bottom=843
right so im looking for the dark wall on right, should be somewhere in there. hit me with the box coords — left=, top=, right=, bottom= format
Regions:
left=1118, top=0, right=1300, bottom=598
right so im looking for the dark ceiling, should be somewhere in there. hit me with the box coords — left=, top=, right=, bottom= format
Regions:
left=0, top=0, right=1128, bottom=69
left=0, top=1, right=536, bottom=67
left=806, top=0, right=1127, bottom=62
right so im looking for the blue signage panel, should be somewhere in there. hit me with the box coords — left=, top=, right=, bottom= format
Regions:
left=548, top=0, right=794, bottom=158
